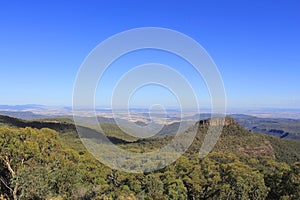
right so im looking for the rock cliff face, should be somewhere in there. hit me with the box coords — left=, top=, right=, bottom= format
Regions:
left=198, top=116, right=236, bottom=127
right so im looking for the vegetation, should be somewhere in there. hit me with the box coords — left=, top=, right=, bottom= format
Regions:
left=0, top=115, right=299, bottom=199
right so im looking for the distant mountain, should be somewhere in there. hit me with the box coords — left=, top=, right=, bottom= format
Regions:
left=1, top=108, right=299, bottom=140
left=187, top=117, right=300, bottom=164
left=185, top=113, right=300, bottom=140
left=0, top=104, right=45, bottom=110
left=230, top=114, right=300, bottom=140
left=0, top=111, right=51, bottom=120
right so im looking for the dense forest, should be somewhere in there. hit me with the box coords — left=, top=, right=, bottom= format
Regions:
left=0, top=115, right=299, bottom=199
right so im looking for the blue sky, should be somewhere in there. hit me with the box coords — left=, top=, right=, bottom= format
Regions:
left=0, top=0, right=299, bottom=108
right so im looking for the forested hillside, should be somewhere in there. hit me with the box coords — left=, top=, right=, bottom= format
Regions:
left=0, top=115, right=299, bottom=199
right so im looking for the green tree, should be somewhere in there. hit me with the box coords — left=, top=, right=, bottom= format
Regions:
left=143, top=173, right=165, bottom=200
left=0, top=127, right=80, bottom=199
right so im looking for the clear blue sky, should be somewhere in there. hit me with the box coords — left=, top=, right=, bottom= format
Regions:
left=0, top=0, right=299, bottom=108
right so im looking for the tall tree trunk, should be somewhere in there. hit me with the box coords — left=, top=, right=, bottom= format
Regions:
left=1, top=156, right=18, bottom=199
left=13, top=184, right=18, bottom=200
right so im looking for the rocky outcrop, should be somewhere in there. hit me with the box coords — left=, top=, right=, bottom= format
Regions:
left=198, top=116, right=236, bottom=127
